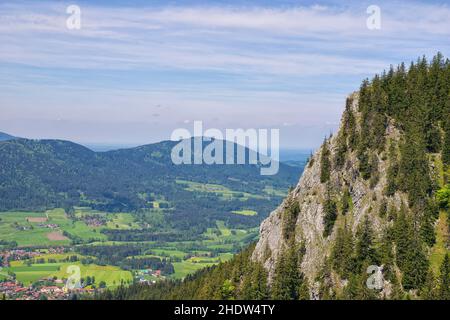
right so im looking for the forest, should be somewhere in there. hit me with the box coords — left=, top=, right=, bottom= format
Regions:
left=0, top=138, right=300, bottom=233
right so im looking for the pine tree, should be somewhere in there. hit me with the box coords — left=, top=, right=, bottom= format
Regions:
left=368, top=154, right=380, bottom=188
left=271, top=241, right=308, bottom=300
left=443, top=118, right=450, bottom=166
left=401, top=229, right=429, bottom=290
left=343, top=274, right=364, bottom=300
left=420, top=203, right=437, bottom=247
left=420, top=269, right=437, bottom=300
left=334, top=135, right=347, bottom=169
left=323, top=190, right=338, bottom=237
left=271, top=251, right=288, bottom=300
left=398, top=131, right=432, bottom=208
left=358, top=151, right=371, bottom=180
left=385, top=144, right=399, bottom=196
left=341, top=187, right=351, bottom=215
left=251, top=263, right=270, bottom=300
left=282, top=199, right=300, bottom=241
left=393, top=203, right=429, bottom=290
left=424, top=115, right=441, bottom=153
left=379, top=229, right=395, bottom=283
left=394, top=205, right=410, bottom=271
left=344, top=98, right=358, bottom=150
left=240, top=262, right=269, bottom=300
left=298, top=279, right=310, bottom=300
left=355, top=216, right=378, bottom=271
left=320, top=139, right=331, bottom=183
left=378, top=199, right=387, bottom=217
left=331, top=222, right=354, bottom=278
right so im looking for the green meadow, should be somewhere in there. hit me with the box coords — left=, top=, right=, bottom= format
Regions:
left=1, top=207, right=259, bottom=286
left=0, top=209, right=143, bottom=247
left=176, top=179, right=267, bottom=201
left=232, top=210, right=258, bottom=216
left=7, top=254, right=132, bottom=287
left=0, top=211, right=70, bottom=246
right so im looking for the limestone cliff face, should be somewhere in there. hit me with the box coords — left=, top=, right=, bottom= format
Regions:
left=252, top=92, right=407, bottom=294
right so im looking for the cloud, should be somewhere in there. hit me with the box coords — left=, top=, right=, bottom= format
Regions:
left=0, top=0, right=449, bottom=147
left=1, top=1, right=449, bottom=75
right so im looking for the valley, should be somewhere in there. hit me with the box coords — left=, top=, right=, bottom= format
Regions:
left=0, top=149, right=304, bottom=299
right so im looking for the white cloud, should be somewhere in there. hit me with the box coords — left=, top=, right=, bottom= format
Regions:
left=0, top=1, right=449, bottom=147
left=1, top=1, right=449, bottom=75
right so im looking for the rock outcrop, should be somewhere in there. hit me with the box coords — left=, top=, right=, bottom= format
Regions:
left=253, top=92, right=408, bottom=293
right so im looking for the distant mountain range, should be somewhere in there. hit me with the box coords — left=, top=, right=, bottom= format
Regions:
left=85, top=144, right=312, bottom=168
left=0, top=135, right=302, bottom=233
left=0, top=132, right=16, bottom=142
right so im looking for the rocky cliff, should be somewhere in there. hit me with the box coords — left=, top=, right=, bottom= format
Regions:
left=253, top=79, right=448, bottom=298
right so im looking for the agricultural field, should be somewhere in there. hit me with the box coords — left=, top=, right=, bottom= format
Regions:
left=0, top=211, right=70, bottom=247
left=263, top=185, right=287, bottom=197
left=7, top=264, right=61, bottom=284
left=0, top=208, right=148, bottom=247
left=170, top=252, right=234, bottom=279
left=232, top=210, right=258, bottom=216
left=1, top=207, right=261, bottom=286
left=171, top=261, right=216, bottom=279
left=176, top=179, right=267, bottom=200
left=105, top=213, right=140, bottom=230
left=5, top=253, right=132, bottom=287
left=51, top=263, right=132, bottom=287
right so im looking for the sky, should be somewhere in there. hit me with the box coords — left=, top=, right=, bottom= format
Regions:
left=0, top=0, right=449, bottom=149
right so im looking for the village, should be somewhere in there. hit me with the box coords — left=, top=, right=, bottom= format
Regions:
left=1, top=280, right=68, bottom=300
left=0, top=248, right=95, bottom=300
left=0, top=246, right=167, bottom=300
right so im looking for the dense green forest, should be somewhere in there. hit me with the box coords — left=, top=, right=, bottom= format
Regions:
left=96, top=53, right=450, bottom=300
left=0, top=138, right=300, bottom=233
left=0, top=132, right=16, bottom=142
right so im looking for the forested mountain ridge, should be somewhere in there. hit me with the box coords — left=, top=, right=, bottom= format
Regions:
left=0, top=138, right=300, bottom=232
left=98, top=53, right=450, bottom=300
left=0, top=132, right=16, bottom=142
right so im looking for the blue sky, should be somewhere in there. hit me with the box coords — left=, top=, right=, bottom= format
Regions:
left=0, top=0, right=449, bottom=149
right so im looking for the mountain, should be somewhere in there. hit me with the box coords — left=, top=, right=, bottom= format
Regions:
left=99, top=54, right=450, bottom=300
left=0, top=137, right=301, bottom=234
left=279, top=150, right=311, bottom=168
left=0, top=132, right=16, bottom=142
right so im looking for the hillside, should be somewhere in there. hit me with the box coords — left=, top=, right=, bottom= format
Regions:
left=0, top=138, right=300, bottom=234
left=99, top=54, right=450, bottom=300
left=0, top=132, right=16, bottom=142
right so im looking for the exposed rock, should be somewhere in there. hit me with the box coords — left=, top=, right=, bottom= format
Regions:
left=252, top=92, right=408, bottom=289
